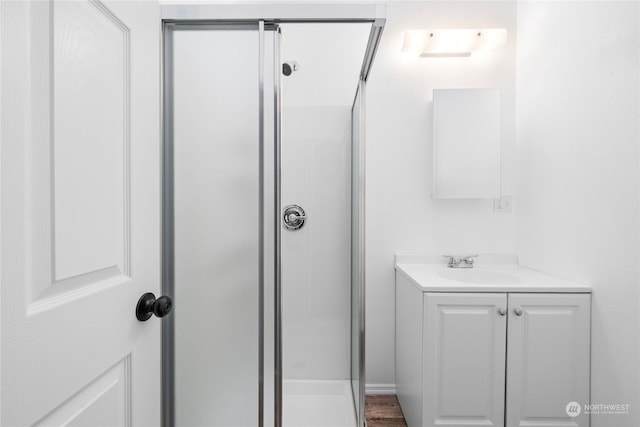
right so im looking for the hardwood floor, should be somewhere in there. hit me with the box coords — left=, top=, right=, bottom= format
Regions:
left=365, top=395, right=408, bottom=427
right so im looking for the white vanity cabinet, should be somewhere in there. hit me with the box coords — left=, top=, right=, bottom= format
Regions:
left=395, top=261, right=591, bottom=427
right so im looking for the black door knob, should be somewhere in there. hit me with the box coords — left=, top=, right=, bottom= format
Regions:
left=136, top=292, right=173, bottom=321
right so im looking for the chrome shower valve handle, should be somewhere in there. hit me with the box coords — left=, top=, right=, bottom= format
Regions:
left=283, top=205, right=306, bottom=230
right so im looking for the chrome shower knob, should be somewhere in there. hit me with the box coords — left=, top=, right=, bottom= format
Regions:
left=283, top=205, right=306, bottom=231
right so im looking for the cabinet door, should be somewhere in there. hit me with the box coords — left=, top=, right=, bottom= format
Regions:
left=506, top=293, right=591, bottom=427
left=423, top=293, right=507, bottom=427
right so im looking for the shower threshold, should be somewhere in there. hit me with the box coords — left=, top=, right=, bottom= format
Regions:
left=283, top=380, right=357, bottom=427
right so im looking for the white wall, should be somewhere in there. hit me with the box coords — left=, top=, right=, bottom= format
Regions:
left=516, top=2, right=640, bottom=426
left=365, top=1, right=517, bottom=388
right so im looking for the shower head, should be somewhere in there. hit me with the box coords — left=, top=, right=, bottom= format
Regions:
left=282, top=61, right=300, bottom=76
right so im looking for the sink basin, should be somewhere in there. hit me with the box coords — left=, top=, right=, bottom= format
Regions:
left=438, top=269, right=521, bottom=284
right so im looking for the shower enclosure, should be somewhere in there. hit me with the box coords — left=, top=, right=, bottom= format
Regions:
left=161, top=5, right=384, bottom=426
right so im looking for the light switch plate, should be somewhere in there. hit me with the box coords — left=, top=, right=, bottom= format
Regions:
left=494, top=196, right=512, bottom=213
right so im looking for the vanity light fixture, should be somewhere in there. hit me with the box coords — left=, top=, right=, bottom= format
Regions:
left=401, top=28, right=507, bottom=57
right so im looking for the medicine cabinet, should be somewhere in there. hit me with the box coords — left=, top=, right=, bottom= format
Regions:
left=432, top=88, right=501, bottom=198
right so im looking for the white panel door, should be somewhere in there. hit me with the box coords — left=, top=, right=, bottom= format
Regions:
left=506, top=293, right=591, bottom=427
left=423, top=293, right=507, bottom=427
left=1, top=1, right=161, bottom=425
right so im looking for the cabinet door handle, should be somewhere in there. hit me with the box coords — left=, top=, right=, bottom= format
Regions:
left=497, top=308, right=506, bottom=316
left=514, top=307, right=523, bottom=316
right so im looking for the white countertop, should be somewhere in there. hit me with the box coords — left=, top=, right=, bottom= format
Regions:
left=395, top=254, right=591, bottom=293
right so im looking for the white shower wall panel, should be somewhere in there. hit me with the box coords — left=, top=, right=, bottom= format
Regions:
left=282, top=105, right=352, bottom=380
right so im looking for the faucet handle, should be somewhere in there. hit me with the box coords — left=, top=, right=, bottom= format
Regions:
left=463, top=255, right=479, bottom=265
left=443, top=255, right=457, bottom=267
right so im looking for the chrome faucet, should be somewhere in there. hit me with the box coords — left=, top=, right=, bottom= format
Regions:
left=444, top=255, right=478, bottom=268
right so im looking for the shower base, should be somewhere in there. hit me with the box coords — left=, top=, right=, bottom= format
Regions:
left=283, top=380, right=357, bottom=427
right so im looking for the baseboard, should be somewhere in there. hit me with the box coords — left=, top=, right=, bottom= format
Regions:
left=365, top=383, right=397, bottom=395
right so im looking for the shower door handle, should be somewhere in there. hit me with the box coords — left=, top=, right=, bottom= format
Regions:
left=136, top=292, right=173, bottom=321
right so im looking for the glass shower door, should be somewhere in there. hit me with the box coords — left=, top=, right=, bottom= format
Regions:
left=351, top=79, right=366, bottom=427
left=165, top=23, right=277, bottom=427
